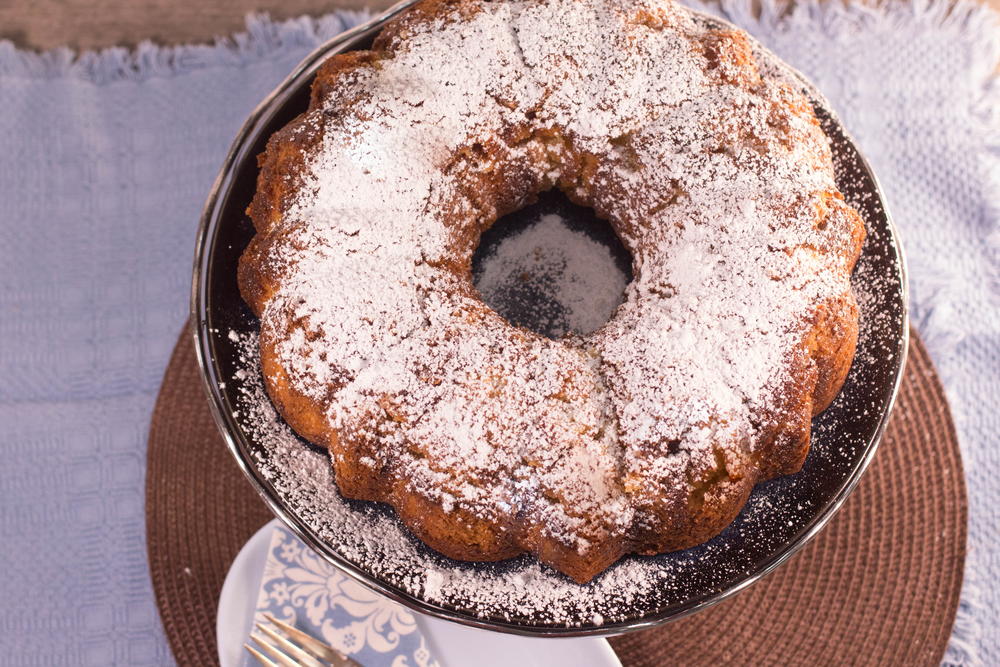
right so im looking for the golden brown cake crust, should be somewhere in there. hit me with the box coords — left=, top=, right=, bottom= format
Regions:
left=238, top=0, right=865, bottom=583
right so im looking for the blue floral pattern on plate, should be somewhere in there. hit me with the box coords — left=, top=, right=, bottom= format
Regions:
left=246, top=525, right=440, bottom=667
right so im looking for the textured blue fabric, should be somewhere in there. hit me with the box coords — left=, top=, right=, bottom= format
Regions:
left=0, top=13, right=368, bottom=665
left=0, top=1, right=996, bottom=664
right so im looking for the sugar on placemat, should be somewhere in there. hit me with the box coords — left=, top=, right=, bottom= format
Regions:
left=247, top=525, right=440, bottom=667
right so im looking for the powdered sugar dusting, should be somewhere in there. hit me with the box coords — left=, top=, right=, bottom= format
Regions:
left=209, top=2, right=908, bottom=628
left=225, top=258, right=893, bottom=627
left=230, top=329, right=679, bottom=623
left=243, top=0, right=865, bottom=579
left=474, top=212, right=629, bottom=337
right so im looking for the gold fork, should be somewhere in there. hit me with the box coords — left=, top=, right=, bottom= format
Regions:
left=245, top=613, right=362, bottom=667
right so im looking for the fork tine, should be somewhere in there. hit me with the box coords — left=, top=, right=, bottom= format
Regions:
left=248, top=632, right=301, bottom=667
left=264, top=613, right=358, bottom=666
left=255, top=623, right=326, bottom=667
left=244, top=642, right=280, bottom=667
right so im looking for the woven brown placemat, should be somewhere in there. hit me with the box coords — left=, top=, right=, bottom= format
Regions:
left=146, top=324, right=966, bottom=666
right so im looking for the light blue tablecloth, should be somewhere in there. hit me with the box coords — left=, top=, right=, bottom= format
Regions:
left=0, top=1, right=996, bottom=664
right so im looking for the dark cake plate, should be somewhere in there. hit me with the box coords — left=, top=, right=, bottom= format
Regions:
left=191, top=0, right=908, bottom=637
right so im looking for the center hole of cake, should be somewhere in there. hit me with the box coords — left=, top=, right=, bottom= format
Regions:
left=472, top=190, right=633, bottom=339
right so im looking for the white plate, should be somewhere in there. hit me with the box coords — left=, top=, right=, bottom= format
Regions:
left=217, top=519, right=623, bottom=667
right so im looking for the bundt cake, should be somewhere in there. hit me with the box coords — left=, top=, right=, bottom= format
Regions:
left=237, top=0, right=865, bottom=583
